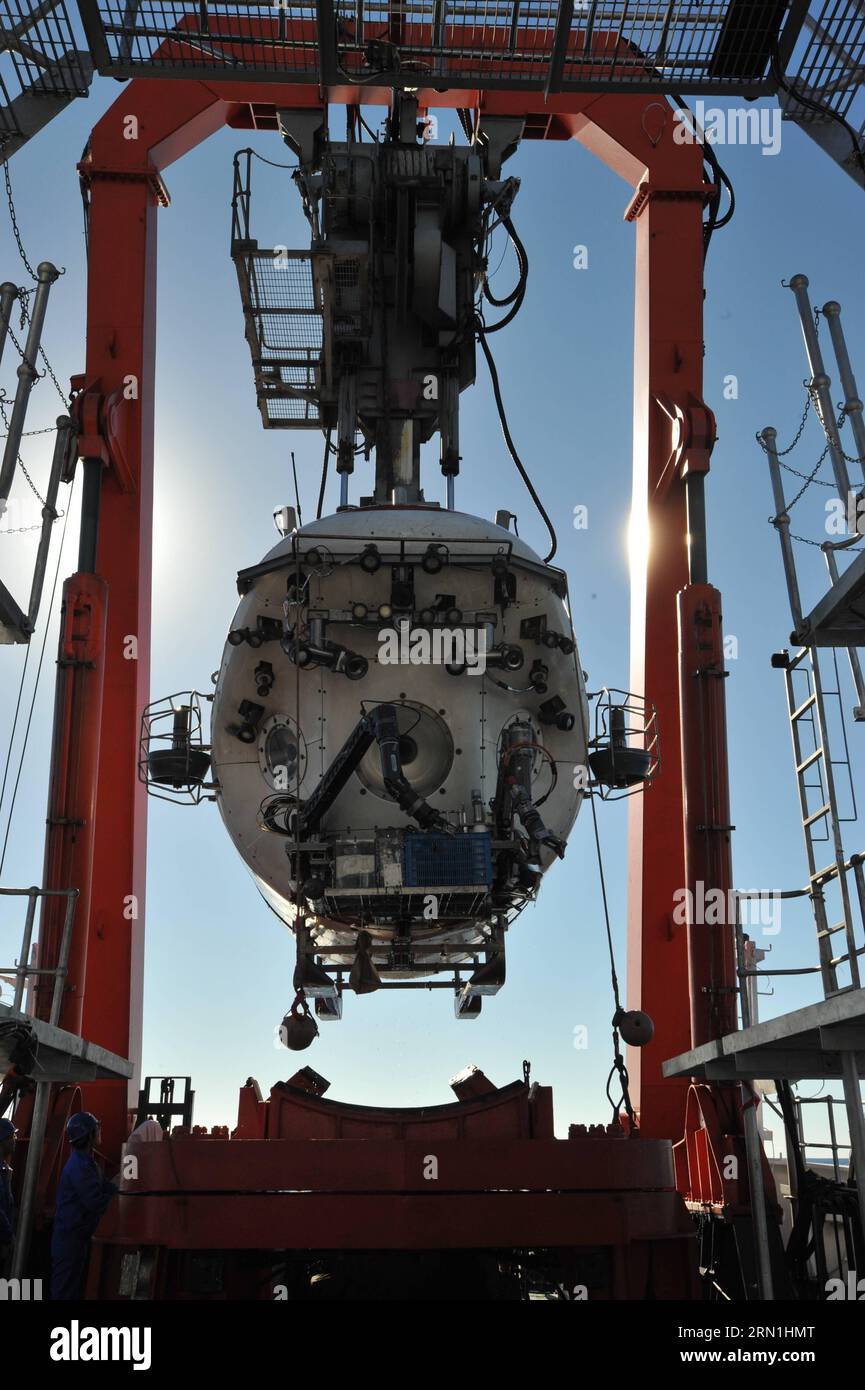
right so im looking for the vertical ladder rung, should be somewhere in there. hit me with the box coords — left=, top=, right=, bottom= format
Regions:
left=810, top=863, right=840, bottom=884
left=791, top=692, right=818, bottom=721
left=796, top=747, right=824, bottom=774
left=816, top=923, right=849, bottom=939
left=803, top=803, right=831, bottom=828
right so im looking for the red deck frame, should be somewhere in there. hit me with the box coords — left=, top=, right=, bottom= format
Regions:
left=39, top=29, right=738, bottom=1228
left=92, top=1076, right=699, bottom=1298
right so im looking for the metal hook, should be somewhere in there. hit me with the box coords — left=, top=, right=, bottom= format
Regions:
left=641, top=101, right=668, bottom=148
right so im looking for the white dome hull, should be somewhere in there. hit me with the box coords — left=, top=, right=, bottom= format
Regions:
left=210, top=506, right=587, bottom=984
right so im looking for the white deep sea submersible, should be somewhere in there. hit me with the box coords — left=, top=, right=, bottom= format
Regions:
left=144, top=98, right=650, bottom=1046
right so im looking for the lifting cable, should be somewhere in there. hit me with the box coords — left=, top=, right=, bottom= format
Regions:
left=290, top=448, right=303, bottom=527
left=0, top=147, right=75, bottom=873
left=0, top=477, right=76, bottom=878
left=587, top=785, right=639, bottom=1132
left=0, top=643, right=31, bottom=827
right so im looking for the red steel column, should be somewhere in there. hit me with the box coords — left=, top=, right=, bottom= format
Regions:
left=75, top=166, right=157, bottom=1157
left=679, top=585, right=737, bottom=1047
left=36, top=574, right=107, bottom=1032
left=561, top=99, right=708, bottom=1137
left=626, top=183, right=708, bottom=1138
left=70, top=80, right=315, bottom=1159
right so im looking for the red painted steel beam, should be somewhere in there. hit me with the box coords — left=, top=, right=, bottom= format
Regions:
left=556, top=97, right=708, bottom=1139
left=679, top=585, right=737, bottom=1047
left=99, top=1190, right=692, bottom=1250
left=142, top=13, right=647, bottom=88
left=68, top=80, right=329, bottom=1162
left=71, top=83, right=237, bottom=1157
left=71, top=177, right=160, bottom=1159
left=112, top=1135, right=678, bottom=1192
left=36, top=575, right=107, bottom=1033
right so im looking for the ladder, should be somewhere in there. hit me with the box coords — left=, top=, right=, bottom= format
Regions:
left=782, top=646, right=862, bottom=996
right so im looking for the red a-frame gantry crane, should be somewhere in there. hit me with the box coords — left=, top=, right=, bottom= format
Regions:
left=24, top=20, right=753, bottom=1297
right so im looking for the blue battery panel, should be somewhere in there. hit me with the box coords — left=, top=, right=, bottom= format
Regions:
left=402, top=832, right=493, bottom=888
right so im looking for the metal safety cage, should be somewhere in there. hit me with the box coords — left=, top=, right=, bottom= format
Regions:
left=138, top=690, right=213, bottom=803
left=586, top=686, right=659, bottom=800
left=74, top=0, right=810, bottom=96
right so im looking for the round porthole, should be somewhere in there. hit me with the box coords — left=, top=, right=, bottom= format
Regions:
left=257, top=714, right=307, bottom=792
left=355, top=701, right=453, bottom=800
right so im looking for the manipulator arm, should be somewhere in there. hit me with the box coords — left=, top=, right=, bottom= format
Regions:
left=297, top=703, right=450, bottom=838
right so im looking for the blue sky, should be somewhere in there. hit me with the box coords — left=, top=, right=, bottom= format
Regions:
left=0, top=83, right=863, bottom=1147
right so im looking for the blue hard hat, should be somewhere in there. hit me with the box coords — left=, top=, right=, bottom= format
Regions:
left=0, top=1118, right=16, bottom=1142
left=66, top=1111, right=99, bottom=1144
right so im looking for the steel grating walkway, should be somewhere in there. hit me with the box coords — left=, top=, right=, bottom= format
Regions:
left=74, top=0, right=789, bottom=90
left=0, top=3, right=863, bottom=173
left=73, top=0, right=800, bottom=90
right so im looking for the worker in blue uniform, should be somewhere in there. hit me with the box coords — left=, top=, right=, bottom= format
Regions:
left=50, top=1111, right=118, bottom=1300
left=0, top=1118, right=17, bottom=1278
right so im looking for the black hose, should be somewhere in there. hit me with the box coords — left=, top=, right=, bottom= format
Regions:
left=457, top=108, right=474, bottom=143
left=476, top=326, right=557, bottom=564
left=483, top=216, right=528, bottom=308
left=316, top=428, right=331, bottom=520
left=481, top=216, right=528, bottom=331
left=669, top=94, right=735, bottom=258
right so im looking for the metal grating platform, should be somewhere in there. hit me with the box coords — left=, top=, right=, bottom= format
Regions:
left=0, top=1002, right=133, bottom=1083
left=0, top=0, right=93, bottom=153
left=781, top=3, right=865, bottom=189
left=0, top=5, right=862, bottom=179
left=662, top=987, right=865, bottom=1083
left=232, top=244, right=324, bottom=428
left=797, top=548, right=865, bottom=648
left=75, top=0, right=802, bottom=93
left=0, top=0, right=91, bottom=111
left=795, top=1, right=865, bottom=122
left=230, top=147, right=325, bottom=427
